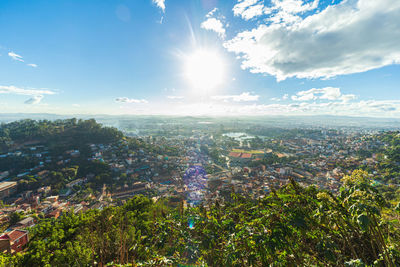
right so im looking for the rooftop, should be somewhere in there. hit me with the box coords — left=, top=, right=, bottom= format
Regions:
left=229, top=152, right=241, bottom=158
left=0, top=181, right=17, bottom=191
left=17, top=217, right=34, bottom=226
left=240, top=153, right=252, bottom=159
left=0, top=230, right=27, bottom=242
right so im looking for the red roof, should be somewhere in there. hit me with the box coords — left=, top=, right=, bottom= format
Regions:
left=229, top=152, right=241, bottom=158
left=47, top=209, right=61, bottom=218
left=0, top=230, right=27, bottom=242
left=240, top=153, right=252, bottom=159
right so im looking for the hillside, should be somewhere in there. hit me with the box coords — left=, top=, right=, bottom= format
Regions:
left=1, top=170, right=399, bottom=266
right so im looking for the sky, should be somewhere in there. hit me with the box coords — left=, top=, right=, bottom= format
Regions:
left=0, top=0, right=400, bottom=117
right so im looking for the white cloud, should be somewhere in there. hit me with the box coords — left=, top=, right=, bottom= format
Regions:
left=291, top=91, right=315, bottom=101
left=272, top=0, right=319, bottom=17
left=232, top=0, right=318, bottom=22
left=201, top=8, right=226, bottom=38
left=206, top=8, right=218, bottom=18
left=0, top=85, right=55, bottom=105
left=131, top=98, right=400, bottom=117
left=8, top=52, right=38, bottom=67
left=24, top=95, right=43, bottom=105
left=225, top=0, right=400, bottom=81
left=291, top=87, right=356, bottom=102
left=212, top=92, right=259, bottom=102
left=167, top=95, right=184, bottom=100
left=235, top=100, right=400, bottom=117
left=266, top=0, right=319, bottom=25
left=271, top=93, right=289, bottom=101
left=152, top=0, right=165, bottom=12
left=0, top=85, right=56, bottom=96
left=201, top=18, right=226, bottom=38
left=233, top=0, right=266, bottom=20
left=8, top=52, right=24, bottom=62
left=115, top=97, right=148, bottom=104
left=340, top=94, right=357, bottom=102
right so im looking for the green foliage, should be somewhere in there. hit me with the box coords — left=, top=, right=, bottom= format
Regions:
left=0, top=119, right=124, bottom=194
left=0, top=118, right=123, bottom=153
left=5, top=172, right=400, bottom=266
left=0, top=252, right=21, bottom=266
left=249, top=153, right=296, bottom=167
left=8, top=211, right=25, bottom=226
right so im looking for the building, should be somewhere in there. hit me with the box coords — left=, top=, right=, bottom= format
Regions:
left=45, top=196, right=59, bottom=203
left=46, top=209, right=61, bottom=219
left=240, top=153, right=252, bottom=161
left=66, top=178, right=86, bottom=188
left=15, top=217, right=35, bottom=228
left=0, top=230, right=29, bottom=253
left=0, top=181, right=17, bottom=199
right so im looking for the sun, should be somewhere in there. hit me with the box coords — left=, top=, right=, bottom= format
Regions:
left=184, top=50, right=225, bottom=92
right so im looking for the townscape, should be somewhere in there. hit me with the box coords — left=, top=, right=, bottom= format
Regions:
left=0, top=117, right=397, bottom=259
left=2, top=0, right=400, bottom=265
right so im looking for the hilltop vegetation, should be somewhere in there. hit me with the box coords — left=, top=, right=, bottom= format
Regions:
left=0, top=119, right=124, bottom=195
left=0, top=118, right=123, bottom=153
left=1, top=170, right=399, bottom=266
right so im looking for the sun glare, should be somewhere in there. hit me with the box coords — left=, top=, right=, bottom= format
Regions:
left=184, top=50, right=225, bottom=92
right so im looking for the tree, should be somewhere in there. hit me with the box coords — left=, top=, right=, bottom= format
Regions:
left=9, top=212, right=24, bottom=226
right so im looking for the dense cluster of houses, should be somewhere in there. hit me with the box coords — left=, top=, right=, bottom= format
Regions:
left=0, top=128, right=388, bottom=253
left=215, top=131, right=384, bottom=196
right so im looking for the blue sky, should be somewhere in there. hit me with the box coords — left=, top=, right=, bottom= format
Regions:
left=1, top=0, right=400, bottom=117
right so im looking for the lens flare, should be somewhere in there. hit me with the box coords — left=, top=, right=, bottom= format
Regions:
left=188, top=218, right=194, bottom=229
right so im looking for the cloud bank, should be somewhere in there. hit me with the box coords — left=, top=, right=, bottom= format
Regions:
left=225, top=0, right=400, bottom=80
left=291, top=87, right=356, bottom=102
left=0, top=85, right=56, bottom=96
left=0, top=85, right=56, bottom=105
